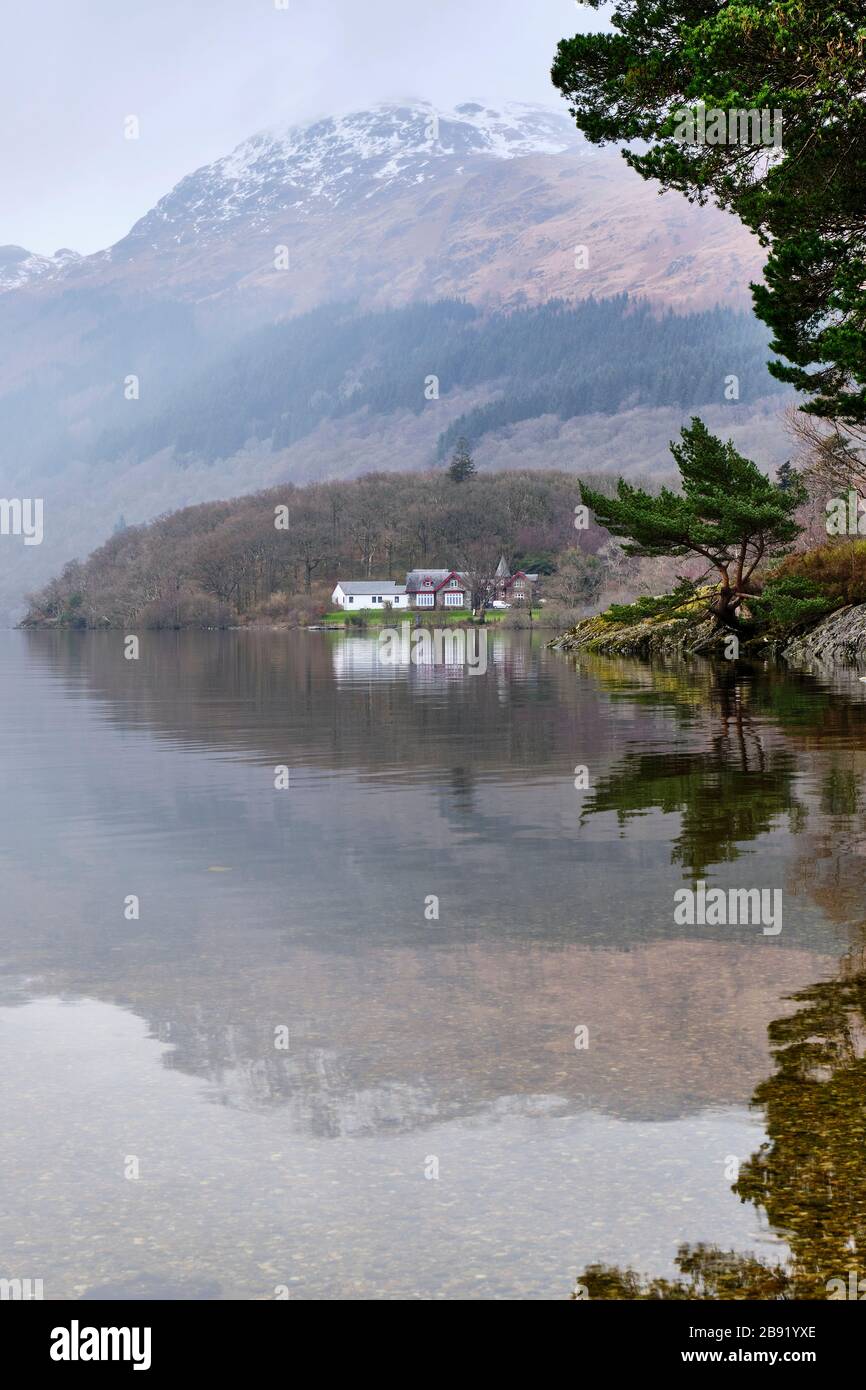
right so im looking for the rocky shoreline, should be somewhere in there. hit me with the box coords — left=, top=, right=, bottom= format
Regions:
left=549, top=602, right=866, bottom=670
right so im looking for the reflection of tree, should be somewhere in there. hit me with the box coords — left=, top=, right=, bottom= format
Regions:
left=582, top=666, right=806, bottom=881
left=576, top=1245, right=790, bottom=1300
left=788, top=752, right=866, bottom=931
left=584, top=746, right=802, bottom=883
left=735, top=959, right=866, bottom=1298
left=819, top=768, right=861, bottom=819
left=573, top=951, right=866, bottom=1299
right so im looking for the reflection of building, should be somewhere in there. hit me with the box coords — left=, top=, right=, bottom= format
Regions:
left=331, top=637, right=401, bottom=681
left=331, top=581, right=408, bottom=610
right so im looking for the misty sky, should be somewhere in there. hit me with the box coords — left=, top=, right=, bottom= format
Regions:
left=1, top=0, right=606, bottom=256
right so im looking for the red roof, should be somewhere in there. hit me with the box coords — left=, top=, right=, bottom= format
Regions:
left=405, top=569, right=468, bottom=593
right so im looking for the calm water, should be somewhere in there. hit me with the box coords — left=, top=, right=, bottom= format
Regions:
left=1, top=627, right=865, bottom=1300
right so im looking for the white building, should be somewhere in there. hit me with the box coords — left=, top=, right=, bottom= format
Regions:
left=331, top=581, right=409, bottom=610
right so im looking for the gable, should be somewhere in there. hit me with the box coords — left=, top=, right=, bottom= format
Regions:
left=434, top=570, right=466, bottom=592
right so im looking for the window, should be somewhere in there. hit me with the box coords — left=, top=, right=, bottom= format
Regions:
left=444, top=591, right=464, bottom=607
left=416, top=592, right=434, bottom=607
left=348, top=597, right=354, bottom=604
left=449, top=577, right=460, bottom=586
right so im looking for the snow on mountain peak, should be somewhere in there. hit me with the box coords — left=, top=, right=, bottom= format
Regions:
left=124, top=101, right=582, bottom=246
left=0, top=244, right=81, bottom=292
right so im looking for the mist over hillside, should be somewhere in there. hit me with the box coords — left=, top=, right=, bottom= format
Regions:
left=92, top=297, right=786, bottom=467
left=0, top=101, right=787, bottom=620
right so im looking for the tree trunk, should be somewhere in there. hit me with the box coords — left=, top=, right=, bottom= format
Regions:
left=711, top=585, right=740, bottom=626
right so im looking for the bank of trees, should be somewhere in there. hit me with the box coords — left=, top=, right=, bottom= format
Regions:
left=24, top=468, right=619, bottom=629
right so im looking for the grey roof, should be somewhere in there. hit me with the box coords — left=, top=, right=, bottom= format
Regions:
left=335, top=581, right=406, bottom=595
left=405, top=569, right=466, bottom=591
left=495, top=556, right=510, bottom=578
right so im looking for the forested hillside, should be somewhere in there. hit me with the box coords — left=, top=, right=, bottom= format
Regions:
left=23, top=467, right=668, bottom=630
left=94, top=296, right=785, bottom=468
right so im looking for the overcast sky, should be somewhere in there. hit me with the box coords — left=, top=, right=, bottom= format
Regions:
left=1, top=1, right=606, bottom=256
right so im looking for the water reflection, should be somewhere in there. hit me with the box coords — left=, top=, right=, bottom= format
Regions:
left=578, top=941, right=866, bottom=1299
left=1, top=631, right=864, bottom=1297
left=566, top=661, right=866, bottom=1298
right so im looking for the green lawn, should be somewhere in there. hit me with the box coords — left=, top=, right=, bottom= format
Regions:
left=322, top=608, right=542, bottom=626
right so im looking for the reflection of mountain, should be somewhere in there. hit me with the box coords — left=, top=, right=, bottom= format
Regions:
left=0, top=929, right=833, bottom=1132
left=138, top=938, right=842, bottom=1126
left=2, top=630, right=854, bottom=1136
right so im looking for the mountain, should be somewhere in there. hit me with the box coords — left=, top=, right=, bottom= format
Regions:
left=0, top=244, right=81, bottom=293
left=122, top=101, right=579, bottom=237
left=11, top=101, right=763, bottom=316
left=0, top=100, right=784, bottom=618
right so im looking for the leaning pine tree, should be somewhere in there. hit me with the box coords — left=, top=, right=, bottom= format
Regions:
left=579, top=418, right=806, bottom=628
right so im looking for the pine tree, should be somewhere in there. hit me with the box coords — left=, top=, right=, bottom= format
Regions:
left=447, top=437, right=476, bottom=483
left=578, top=418, right=806, bottom=626
left=552, top=1, right=866, bottom=427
